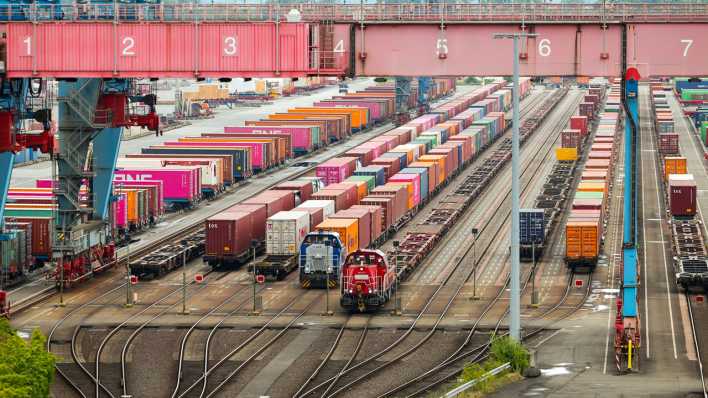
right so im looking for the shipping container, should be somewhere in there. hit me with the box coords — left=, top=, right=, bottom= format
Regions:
left=266, top=211, right=310, bottom=256
left=669, top=174, right=697, bottom=217
left=315, top=218, right=359, bottom=254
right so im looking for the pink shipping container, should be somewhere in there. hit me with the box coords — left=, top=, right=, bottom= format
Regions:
left=223, top=126, right=313, bottom=154
left=589, top=151, right=612, bottom=160
left=572, top=198, right=604, bottom=211
left=370, top=136, right=399, bottom=152
left=389, top=173, right=421, bottom=207
left=114, top=193, right=128, bottom=229
left=585, top=159, right=611, bottom=170
left=114, top=168, right=197, bottom=204
left=316, top=157, right=357, bottom=186
left=7, top=22, right=317, bottom=78
left=165, top=141, right=268, bottom=170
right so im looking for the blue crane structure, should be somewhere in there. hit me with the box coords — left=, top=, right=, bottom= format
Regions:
left=615, top=67, right=641, bottom=374
left=0, top=77, right=158, bottom=294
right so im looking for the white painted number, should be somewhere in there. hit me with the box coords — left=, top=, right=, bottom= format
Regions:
left=224, top=36, right=238, bottom=56
left=436, top=38, right=448, bottom=56
left=333, top=39, right=345, bottom=53
left=122, top=37, right=135, bottom=56
left=23, top=37, right=31, bottom=56
left=538, top=39, right=551, bottom=57
left=681, top=39, right=693, bottom=57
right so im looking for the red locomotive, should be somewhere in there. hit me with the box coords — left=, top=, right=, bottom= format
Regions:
left=340, top=249, right=397, bottom=312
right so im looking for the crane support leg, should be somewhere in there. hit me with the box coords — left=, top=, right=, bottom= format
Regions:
left=92, top=127, right=122, bottom=220
left=0, top=152, right=14, bottom=231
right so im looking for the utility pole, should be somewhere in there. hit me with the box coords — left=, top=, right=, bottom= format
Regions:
left=125, top=233, right=132, bottom=308
left=181, top=248, right=188, bottom=315
left=392, top=240, right=401, bottom=315
left=251, top=240, right=260, bottom=315
left=493, top=32, right=537, bottom=341
left=531, top=241, right=539, bottom=308
left=471, top=228, right=479, bottom=300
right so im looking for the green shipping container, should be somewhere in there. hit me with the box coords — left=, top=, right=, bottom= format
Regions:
left=575, top=191, right=604, bottom=200
left=345, top=175, right=376, bottom=191
left=4, top=208, right=54, bottom=218
left=681, top=89, right=708, bottom=101
left=0, top=231, right=19, bottom=273
left=413, top=136, right=435, bottom=151
left=701, top=121, right=708, bottom=146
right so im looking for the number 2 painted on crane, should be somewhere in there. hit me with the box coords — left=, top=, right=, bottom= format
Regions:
left=538, top=39, right=551, bottom=57
left=224, top=36, right=238, bottom=56
left=23, top=37, right=31, bottom=56
left=122, top=37, right=135, bottom=56
left=681, top=39, right=693, bottom=57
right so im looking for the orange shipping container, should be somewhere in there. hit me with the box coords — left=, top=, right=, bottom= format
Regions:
left=409, top=161, right=438, bottom=191
left=339, top=180, right=369, bottom=202
left=291, top=107, right=366, bottom=130
left=565, top=220, right=600, bottom=261
left=418, top=155, right=446, bottom=183
left=664, top=156, right=687, bottom=181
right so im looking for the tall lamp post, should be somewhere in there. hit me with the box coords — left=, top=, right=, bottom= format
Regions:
left=471, top=228, right=479, bottom=300
left=493, top=32, right=537, bottom=342
left=323, top=240, right=333, bottom=316
left=251, top=240, right=260, bottom=315
left=392, top=240, right=401, bottom=316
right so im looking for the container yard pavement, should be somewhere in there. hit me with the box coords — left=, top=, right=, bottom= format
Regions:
left=488, top=86, right=704, bottom=398
left=8, top=77, right=379, bottom=187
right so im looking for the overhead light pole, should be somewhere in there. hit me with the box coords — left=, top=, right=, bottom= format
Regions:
left=493, top=32, right=537, bottom=342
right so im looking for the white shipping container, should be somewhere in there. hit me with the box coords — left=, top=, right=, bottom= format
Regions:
left=266, top=211, right=311, bottom=256
left=296, top=200, right=335, bottom=218
left=115, top=158, right=220, bottom=188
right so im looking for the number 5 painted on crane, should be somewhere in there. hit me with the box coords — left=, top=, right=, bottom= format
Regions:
left=436, top=39, right=448, bottom=56
left=681, top=39, right=693, bottom=57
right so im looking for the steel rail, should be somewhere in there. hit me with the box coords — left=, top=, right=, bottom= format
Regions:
left=325, top=90, right=580, bottom=398
left=298, top=88, right=571, bottom=398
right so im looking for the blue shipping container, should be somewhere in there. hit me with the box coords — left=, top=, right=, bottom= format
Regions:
left=354, top=165, right=386, bottom=187
left=400, top=167, right=429, bottom=201
left=520, top=209, right=545, bottom=245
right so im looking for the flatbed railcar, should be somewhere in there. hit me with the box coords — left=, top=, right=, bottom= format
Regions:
left=671, top=219, right=708, bottom=291
left=343, top=89, right=568, bottom=312
left=130, top=230, right=205, bottom=278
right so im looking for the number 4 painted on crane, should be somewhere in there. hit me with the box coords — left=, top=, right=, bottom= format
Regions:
left=681, top=39, right=693, bottom=57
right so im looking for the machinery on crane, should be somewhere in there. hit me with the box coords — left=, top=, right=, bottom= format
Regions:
left=0, top=77, right=159, bottom=312
left=614, top=67, right=641, bottom=373
left=394, top=76, right=432, bottom=126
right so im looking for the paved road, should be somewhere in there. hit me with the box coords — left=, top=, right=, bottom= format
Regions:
left=489, top=85, right=703, bottom=397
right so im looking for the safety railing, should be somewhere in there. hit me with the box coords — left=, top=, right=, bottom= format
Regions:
left=442, top=362, right=511, bottom=398
left=5, top=3, right=708, bottom=23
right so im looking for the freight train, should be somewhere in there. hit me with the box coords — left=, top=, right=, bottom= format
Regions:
left=339, top=83, right=567, bottom=312
left=652, top=86, right=708, bottom=291
left=564, top=82, right=620, bottom=272
left=299, top=231, right=346, bottom=288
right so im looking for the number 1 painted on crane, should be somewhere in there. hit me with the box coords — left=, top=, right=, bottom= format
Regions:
left=23, top=37, right=31, bottom=56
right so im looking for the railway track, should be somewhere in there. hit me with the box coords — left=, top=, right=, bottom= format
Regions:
left=686, top=292, right=708, bottom=398
left=293, top=89, right=579, bottom=398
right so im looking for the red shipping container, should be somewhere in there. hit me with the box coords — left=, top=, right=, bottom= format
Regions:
left=360, top=197, right=393, bottom=230
left=343, top=147, right=375, bottom=167
left=205, top=212, right=253, bottom=260
left=371, top=157, right=401, bottom=179
left=579, top=103, right=594, bottom=119
left=448, top=136, right=473, bottom=161
left=242, top=190, right=295, bottom=217
left=312, top=187, right=356, bottom=211
left=370, top=185, right=408, bottom=223
left=10, top=217, right=51, bottom=258
left=329, top=182, right=362, bottom=205
left=658, top=133, right=679, bottom=154
left=570, top=116, right=588, bottom=136
left=294, top=206, right=324, bottom=232
left=669, top=176, right=697, bottom=217
left=272, top=180, right=313, bottom=204
left=562, top=129, right=582, bottom=150
left=224, top=204, right=267, bottom=241
left=351, top=205, right=384, bottom=239
left=389, top=173, right=421, bottom=207
left=331, top=208, right=373, bottom=249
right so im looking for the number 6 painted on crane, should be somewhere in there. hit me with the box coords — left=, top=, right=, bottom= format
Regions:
left=538, top=39, right=551, bottom=57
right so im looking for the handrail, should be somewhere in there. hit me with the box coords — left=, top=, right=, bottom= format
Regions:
left=442, top=362, right=511, bottom=398
left=2, top=3, right=708, bottom=24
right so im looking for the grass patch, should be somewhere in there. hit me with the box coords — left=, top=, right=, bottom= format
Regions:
left=451, top=335, right=530, bottom=397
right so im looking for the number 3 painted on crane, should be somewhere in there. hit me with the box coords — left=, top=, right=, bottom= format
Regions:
left=224, top=36, right=238, bottom=56
left=538, top=39, right=551, bottom=57
left=122, top=37, right=135, bottom=56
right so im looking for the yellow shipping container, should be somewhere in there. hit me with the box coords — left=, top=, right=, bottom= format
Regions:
left=556, top=147, right=578, bottom=161
left=577, top=181, right=607, bottom=194
left=418, top=155, right=446, bottom=183
left=664, top=156, right=687, bottom=181
left=315, top=218, right=359, bottom=253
